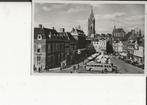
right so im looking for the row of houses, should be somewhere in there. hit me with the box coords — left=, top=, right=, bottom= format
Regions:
left=112, top=25, right=144, bottom=65
left=34, top=24, right=86, bottom=72
left=112, top=33, right=144, bottom=65
left=92, top=38, right=107, bottom=52
left=91, top=33, right=113, bottom=54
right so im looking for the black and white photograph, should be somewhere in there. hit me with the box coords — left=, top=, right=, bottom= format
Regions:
left=32, top=2, right=145, bottom=74
left=0, top=1, right=146, bottom=105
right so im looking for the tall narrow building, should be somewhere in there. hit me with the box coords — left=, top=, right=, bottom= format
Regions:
left=88, top=6, right=95, bottom=38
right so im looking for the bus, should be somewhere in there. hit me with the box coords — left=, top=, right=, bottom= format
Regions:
left=85, top=61, right=113, bottom=72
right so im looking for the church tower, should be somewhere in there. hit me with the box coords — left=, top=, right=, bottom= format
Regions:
left=88, top=6, right=95, bottom=38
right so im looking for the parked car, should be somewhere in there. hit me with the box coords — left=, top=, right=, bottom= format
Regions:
left=124, top=59, right=131, bottom=63
left=88, top=56, right=93, bottom=61
left=131, top=61, right=138, bottom=65
left=112, top=66, right=118, bottom=73
left=136, top=63, right=144, bottom=69
left=113, top=52, right=119, bottom=56
left=118, top=56, right=124, bottom=60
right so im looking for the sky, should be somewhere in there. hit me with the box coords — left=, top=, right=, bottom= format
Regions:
left=34, top=3, right=145, bottom=35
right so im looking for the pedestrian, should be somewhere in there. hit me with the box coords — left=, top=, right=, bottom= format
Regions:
left=84, top=65, right=86, bottom=70
left=101, top=70, right=104, bottom=73
left=73, top=65, right=76, bottom=70
left=46, top=69, right=49, bottom=72
left=38, top=67, right=41, bottom=73
left=78, top=64, right=79, bottom=70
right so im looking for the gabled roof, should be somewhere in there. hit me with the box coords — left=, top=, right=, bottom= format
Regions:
left=66, top=32, right=76, bottom=42
left=76, top=29, right=84, bottom=34
left=34, top=27, right=46, bottom=39
left=71, top=28, right=85, bottom=36
left=58, top=32, right=69, bottom=40
left=34, top=27, right=68, bottom=40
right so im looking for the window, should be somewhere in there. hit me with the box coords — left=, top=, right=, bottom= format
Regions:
left=98, top=65, right=100, bottom=67
left=37, top=56, right=41, bottom=65
left=37, top=49, right=40, bottom=53
left=48, top=32, right=51, bottom=38
left=48, top=44, right=51, bottom=53
left=37, top=34, right=42, bottom=40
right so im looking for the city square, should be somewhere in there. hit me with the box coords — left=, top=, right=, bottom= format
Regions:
left=33, top=3, right=145, bottom=74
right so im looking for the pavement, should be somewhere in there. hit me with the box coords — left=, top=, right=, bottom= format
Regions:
left=110, top=56, right=144, bottom=74
left=36, top=54, right=144, bottom=74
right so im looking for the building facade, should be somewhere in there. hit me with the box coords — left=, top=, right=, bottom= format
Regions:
left=34, top=25, right=77, bottom=72
left=71, top=27, right=86, bottom=49
left=59, top=30, right=77, bottom=65
left=113, top=41, right=124, bottom=53
left=133, top=45, right=144, bottom=64
left=92, top=38, right=107, bottom=52
left=112, top=26, right=126, bottom=41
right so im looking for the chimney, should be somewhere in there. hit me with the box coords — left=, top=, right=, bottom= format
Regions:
left=60, top=28, right=65, bottom=32
left=139, top=29, right=142, bottom=37
left=39, top=24, right=43, bottom=28
left=52, top=27, right=55, bottom=30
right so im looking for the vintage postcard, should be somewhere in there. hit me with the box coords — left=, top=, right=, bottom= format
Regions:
left=32, top=1, right=145, bottom=74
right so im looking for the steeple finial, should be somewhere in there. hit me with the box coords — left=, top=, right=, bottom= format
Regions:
left=90, top=6, right=94, bottom=18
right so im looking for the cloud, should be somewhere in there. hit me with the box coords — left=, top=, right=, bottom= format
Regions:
left=76, top=19, right=87, bottom=24
left=125, top=15, right=144, bottom=21
left=95, top=12, right=126, bottom=20
left=94, top=12, right=144, bottom=33
left=67, top=7, right=79, bottom=13
left=119, top=15, right=144, bottom=28
left=51, top=4, right=65, bottom=9
left=89, top=3, right=101, bottom=8
left=41, top=4, right=66, bottom=12
left=42, top=6, right=51, bottom=11
left=67, top=6, right=86, bottom=13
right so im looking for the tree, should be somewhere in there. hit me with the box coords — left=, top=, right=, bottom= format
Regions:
left=106, top=40, right=113, bottom=54
left=86, top=42, right=96, bottom=55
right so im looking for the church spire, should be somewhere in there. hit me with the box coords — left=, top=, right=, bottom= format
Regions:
left=89, top=6, right=94, bottom=19
left=88, top=6, right=95, bottom=38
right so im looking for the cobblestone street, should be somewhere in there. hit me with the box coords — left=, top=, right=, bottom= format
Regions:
left=110, top=56, right=144, bottom=74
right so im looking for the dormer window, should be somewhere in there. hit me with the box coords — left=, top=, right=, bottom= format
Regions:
left=135, top=42, right=139, bottom=50
left=37, top=34, right=42, bottom=40
left=48, top=32, right=51, bottom=38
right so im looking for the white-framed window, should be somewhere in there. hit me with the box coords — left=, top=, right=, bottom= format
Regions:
left=48, top=32, right=51, bottom=38
left=37, top=34, right=42, bottom=40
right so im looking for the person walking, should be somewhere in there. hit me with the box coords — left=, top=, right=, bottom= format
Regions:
left=78, top=64, right=80, bottom=70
